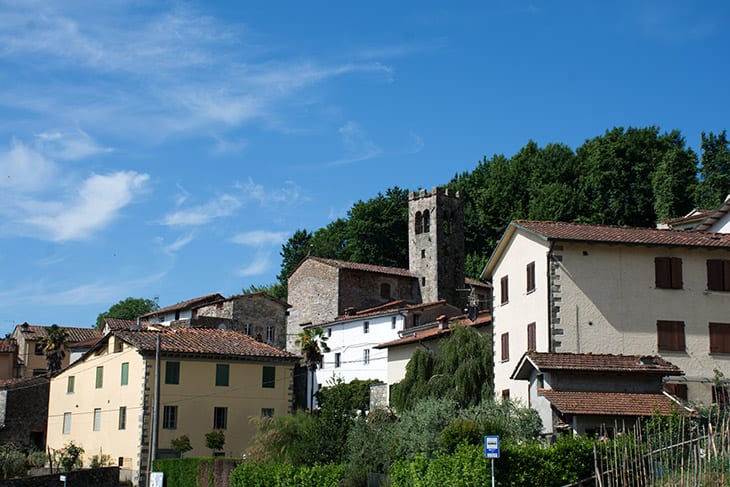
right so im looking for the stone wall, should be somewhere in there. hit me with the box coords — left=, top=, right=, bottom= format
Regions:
left=0, top=467, right=119, bottom=487
left=338, top=269, right=419, bottom=312
left=0, top=377, right=48, bottom=448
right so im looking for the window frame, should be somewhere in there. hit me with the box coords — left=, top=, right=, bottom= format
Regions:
left=120, top=362, right=129, bottom=386
left=162, top=405, right=178, bottom=430
left=709, top=322, right=730, bottom=353
left=655, top=257, right=683, bottom=289
left=165, top=361, right=180, bottom=385
left=215, top=364, right=230, bottom=387
left=526, top=261, right=536, bottom=293
left=261, top=408, right=274, bottom=418
left=527, top=322, right=536, bottom=352
left=334, top=353, right=341, bottom=368
left=657, top=320, right=686, bottom=352
left=95, top=366, right=104, bottom=389
left=93, top=408, right=102, bottom=431
left=213, top=407, right=228, bottom=430
left=118, top=406, right=127, bottom=430
left=67, top=376, right=75, bottom=394
left=262, top=366, right=276, bottom=388
left=501, top=332, right=509, bottom=361
left=265, top=326, right=275, bottom=343
left=500, top=276, right=509, bottom=304
left=363, top=321, right=370, bottom=334
left=62, top=412, right=71, bottom=435
left=363, top=349, right=370, bottom=365
left=707, top=259, right=730, bottom=291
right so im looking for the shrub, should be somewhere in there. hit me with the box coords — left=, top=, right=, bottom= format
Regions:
left=154, top=458, right=213, bottom=487
left=230, top=462, right=344, bottom=487
left=171, top=434, right=193, bottom=457
left=344, top=408, right=398, bottom=485
left=439, top=418, right=482, bottom=453
left=0, top=444, right=27, bottom=479
left=58, top=441, right=84, bottom=472
left=205, top=430, right=225, bottom=453
left=90, top=452, right=114, bottom=468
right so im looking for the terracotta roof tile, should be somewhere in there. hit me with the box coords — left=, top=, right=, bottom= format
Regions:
left=0, top=375, right=50, bottom=389
left=308, top=257, right=416, bottom=278
left=525, top=352, right=682, bottom=375
left=376, top=312, right=492, bottom=349
left=115, top=328, right=299, bottom=361
left=514, top=220, right=730, bottom=248
left=540, top=390, right=680, bottom=416
left=15, top=324, right=101, bottom=343
left=103, top=318, right=136, bottom=330
left=140, top=293, right=225, bottom=318
left=0, top=339, right=16, bottom=353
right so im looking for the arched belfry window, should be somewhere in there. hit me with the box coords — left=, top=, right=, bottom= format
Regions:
left=415, top=211, right=423, bottom=234
left=423, top=210, right=430, bottom=233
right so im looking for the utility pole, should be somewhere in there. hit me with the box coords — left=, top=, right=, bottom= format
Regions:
left=147, top=333, right=161, bottom=486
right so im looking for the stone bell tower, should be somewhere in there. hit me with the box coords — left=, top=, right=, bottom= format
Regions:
left=408, top=187, right=465, bottom=307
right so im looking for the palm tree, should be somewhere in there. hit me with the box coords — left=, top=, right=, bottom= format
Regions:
left=38, top=324, right=69, bottom=374
left=295, top=327, right=330, bottom=410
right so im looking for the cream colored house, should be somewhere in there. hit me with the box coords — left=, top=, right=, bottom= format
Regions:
left=46, top=328, right=299, bottom=486
left=12, top=323, right=101, bottom=377
left=483, top=221, right=730, bottom=406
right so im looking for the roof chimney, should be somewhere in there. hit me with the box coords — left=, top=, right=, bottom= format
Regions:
left=437, top=314, right=449, bottom=331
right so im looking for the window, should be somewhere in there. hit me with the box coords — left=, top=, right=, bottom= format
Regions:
left=655, top=257, right=682, bottom=289
left=245, top=323, right=253, bottom=336
left=380, top=283, right=391, bottom=299
left=421, top=249, right=426, bottom=258
left=34, top=343, right=44, bottom=355
left=95, top=366, right=104, bottom=389
left=62, top=413, right=71, bottom=434
left=121, top=362, right=129, bottom=386
left=335, top=353, right=341, bottom=368
left=500, top=276, right=509, bottom=304
left=363, top=349, right=370, bottom=365
left=327, top=327, right=332, bottom=338
left=363, top=321, right=370, bottom=334
left=664, top=383, right=688, bottom=401
left=527, top=322, right=536, bottom=352
left=93, top=408, right=102, bottom=431
left=502, top=389, right=510, bottom=400
left=421, top=277, right=426, bottom=287
left=526, top=262, right=536, bottom=293
left=165, top=361, right=180, bottom=385
left=392, top=316, right=397, bottom=329
left=415, top=211, right=423, bottom=234
left=67, top=376, right=75, bottom=394
left=501, top=333, right=509, bottom=361
left=163, top=405, right=177, bottom=429
left=413, top=314, right=421, bottom=327
left=707, top=259, right=730, bottom=291
left=216, top=364, right=229, bottom=387
left=266, top=326, right=275, bottom=343
left=213, top=407, right=228, bottom=429
left=174, top=310, right=180, bottom=320
left=710, top=322, right=730, bottom=353
left=262, top=366, right=275, bottom=388
left=261, top=408, right=274, bottom=418
left=118, top=406, right=127, bottom=430
left=423, top=210, right=430, bottom=232
left=657, top=320, right=685, bottom=352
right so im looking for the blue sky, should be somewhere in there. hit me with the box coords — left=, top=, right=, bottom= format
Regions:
left=1, top=1, right=728, bottom=335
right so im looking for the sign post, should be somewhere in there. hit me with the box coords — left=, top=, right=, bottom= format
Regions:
left=484, top=435, right=500, bottom=487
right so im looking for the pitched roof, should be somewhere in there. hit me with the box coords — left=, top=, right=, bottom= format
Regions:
left=0, top=339, right=16, bottom=353
left=376, top=311, right=492, bottom=349
left=512, top=352, right=682, bottom=380
left=115, top=328, right=299, bottom=361
left=0, top=375, right=50, bottom=389
left=465, top=277, right=491, bottom=289
left=103, top=318, right=136, bottom=331
left=192, top=292, right=291, bottom=309
left=306, top=256, right=416, bottom=278
left=540, top=390, right=680, bottom=416
left=14, top=324, right=101, bottom=343
left=514, top=220, right=730, bottom=248
left=140, top=293, right=225, bottom=318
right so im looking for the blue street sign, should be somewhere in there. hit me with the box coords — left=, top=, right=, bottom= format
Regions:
left=484, top=435, right=500, bottom=459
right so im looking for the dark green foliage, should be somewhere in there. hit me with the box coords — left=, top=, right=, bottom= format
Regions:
left=204, top=430, right=225, bottom=453
left=696, top=130, right=730, bottom=208
left=242, top=283, right=287, bottom=301
left=316, top=377, right=380, bottom=414
left=246, top=411, right=321, bottom=465
left=153, top=458, right=213, bottom=487
left=439, top=419, right=482, bottom=453
left=391, top=326, right=492, bottom=410
left=230, top=462, right=344, bottom=487
left=344, top=409, right=398, bottom=484
left=171, top=435, right=193, bottom=456
left=96, top=297, right=158, bottom=329
left=38, top=324, right=69, bottom=374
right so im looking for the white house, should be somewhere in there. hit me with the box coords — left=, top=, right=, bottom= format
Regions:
left=482, top=220, right=730, bottom=406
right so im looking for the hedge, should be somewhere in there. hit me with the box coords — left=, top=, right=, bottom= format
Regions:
left=153, top=457, right=214, bottom=487
left=229, top=462, right=344, bottom=487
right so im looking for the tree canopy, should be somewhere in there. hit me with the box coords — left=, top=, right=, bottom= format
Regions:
left=95, top=297, right=159, bottom=329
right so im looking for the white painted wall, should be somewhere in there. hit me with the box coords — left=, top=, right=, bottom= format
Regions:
left=708, top=212, right=730, bottom=233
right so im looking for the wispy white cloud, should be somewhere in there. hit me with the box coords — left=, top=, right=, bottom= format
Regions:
left=162, top=233, right=196, bottom=254
left=24, top=171, right=149, bottom=241
left=161, top=193, right=242, bottom=226
left=406, top=130, right=424, bottom=154
left=35, top=129, right=112, bottom=160
left=235, top=178, right=303, bottom=206
left=231, top=230, right=289, bottom=247
left=326, top=121, right=382, bottom=167
left=0, top=139, right=58, bottom=191
left=236, top=250, right=273, bottom=277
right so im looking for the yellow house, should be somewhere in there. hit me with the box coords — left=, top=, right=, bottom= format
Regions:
left=46, top=327, right=299, bottom=486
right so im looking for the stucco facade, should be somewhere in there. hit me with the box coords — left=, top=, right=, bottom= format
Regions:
left=47, top=329, right=297, bottom=486
left=484, top=221, right=730, bottom=406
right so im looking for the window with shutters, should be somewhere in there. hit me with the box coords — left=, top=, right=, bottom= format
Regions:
left=707, top=259, right=730, bottom=291
left=501, top=332, right=509, bottom=361
left=165, top=361, right=180, bottom=385
left=664, top=383, right=688, bottom=401
left=527, top=322, right=536, bottom=352
left=526, top=262, right=536, bottom=293
left=657, top=320, right=685, bottom=352
left=215, top=364, right=229, bottom=387
left=262, top=366, right=275, bottom=388
left=213, top=407, right=228, bottom=429
left=655, top=257, right=682, bottom=289
left=500, top=276, right=509, bottom=304
left=710, top=322, right=730, bottom=353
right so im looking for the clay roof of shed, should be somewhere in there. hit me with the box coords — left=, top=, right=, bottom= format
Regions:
left=540, top=390, right=680, bottom=416
left=523, top=352, right=682, bottom=374
left=513, top=220, right=730, bottom=248
left=103, top=318, right=136, bottom=330
left=140, top=293, right=225, bottom=318
left=15, top=324, right=101, bottom=343
left=115, top=328, right=299, bottom=361
left=0, top=339, right=16, bottom=353
left=307, top=257, right=416, bottom=278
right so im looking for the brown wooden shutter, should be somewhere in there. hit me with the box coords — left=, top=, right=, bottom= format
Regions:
left=501, top=275, right=509, bottom=304
left=670, top=257, right=683, bottom=289
left=709, top=322, right=730, bottom=353
left=501, top=332, right=509, bottom=361
left=657, top=320, right=685, bottom=351
left=655, top=257, right=671, bottom=288
left=527, top=322, right=536, bottom=351
left=708, top=260, right=723, bottom=291
left=526, top=262, right=535, bottom=292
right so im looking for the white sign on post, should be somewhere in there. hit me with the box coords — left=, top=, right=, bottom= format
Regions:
left=484, top=435, right=500, bottom=459
left=150, top=472, right=164, bottom=487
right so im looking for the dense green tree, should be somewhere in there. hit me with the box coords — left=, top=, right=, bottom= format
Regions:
left=316, top=377, right=380, bottom=415
left=695, top=130, right=730, bottom=208
left=96, top=297, right=158, bottom=329
left=436, top=325, right=493, bottom=407
left=38, top=324, right=68, bottom=374
left=277, top=229, right=312, bottom=284
left=652, top=137, right=698, bottom=222
left=390, top=347, right=436, bottom=411
left=242, top=283, right=287, bottom=302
